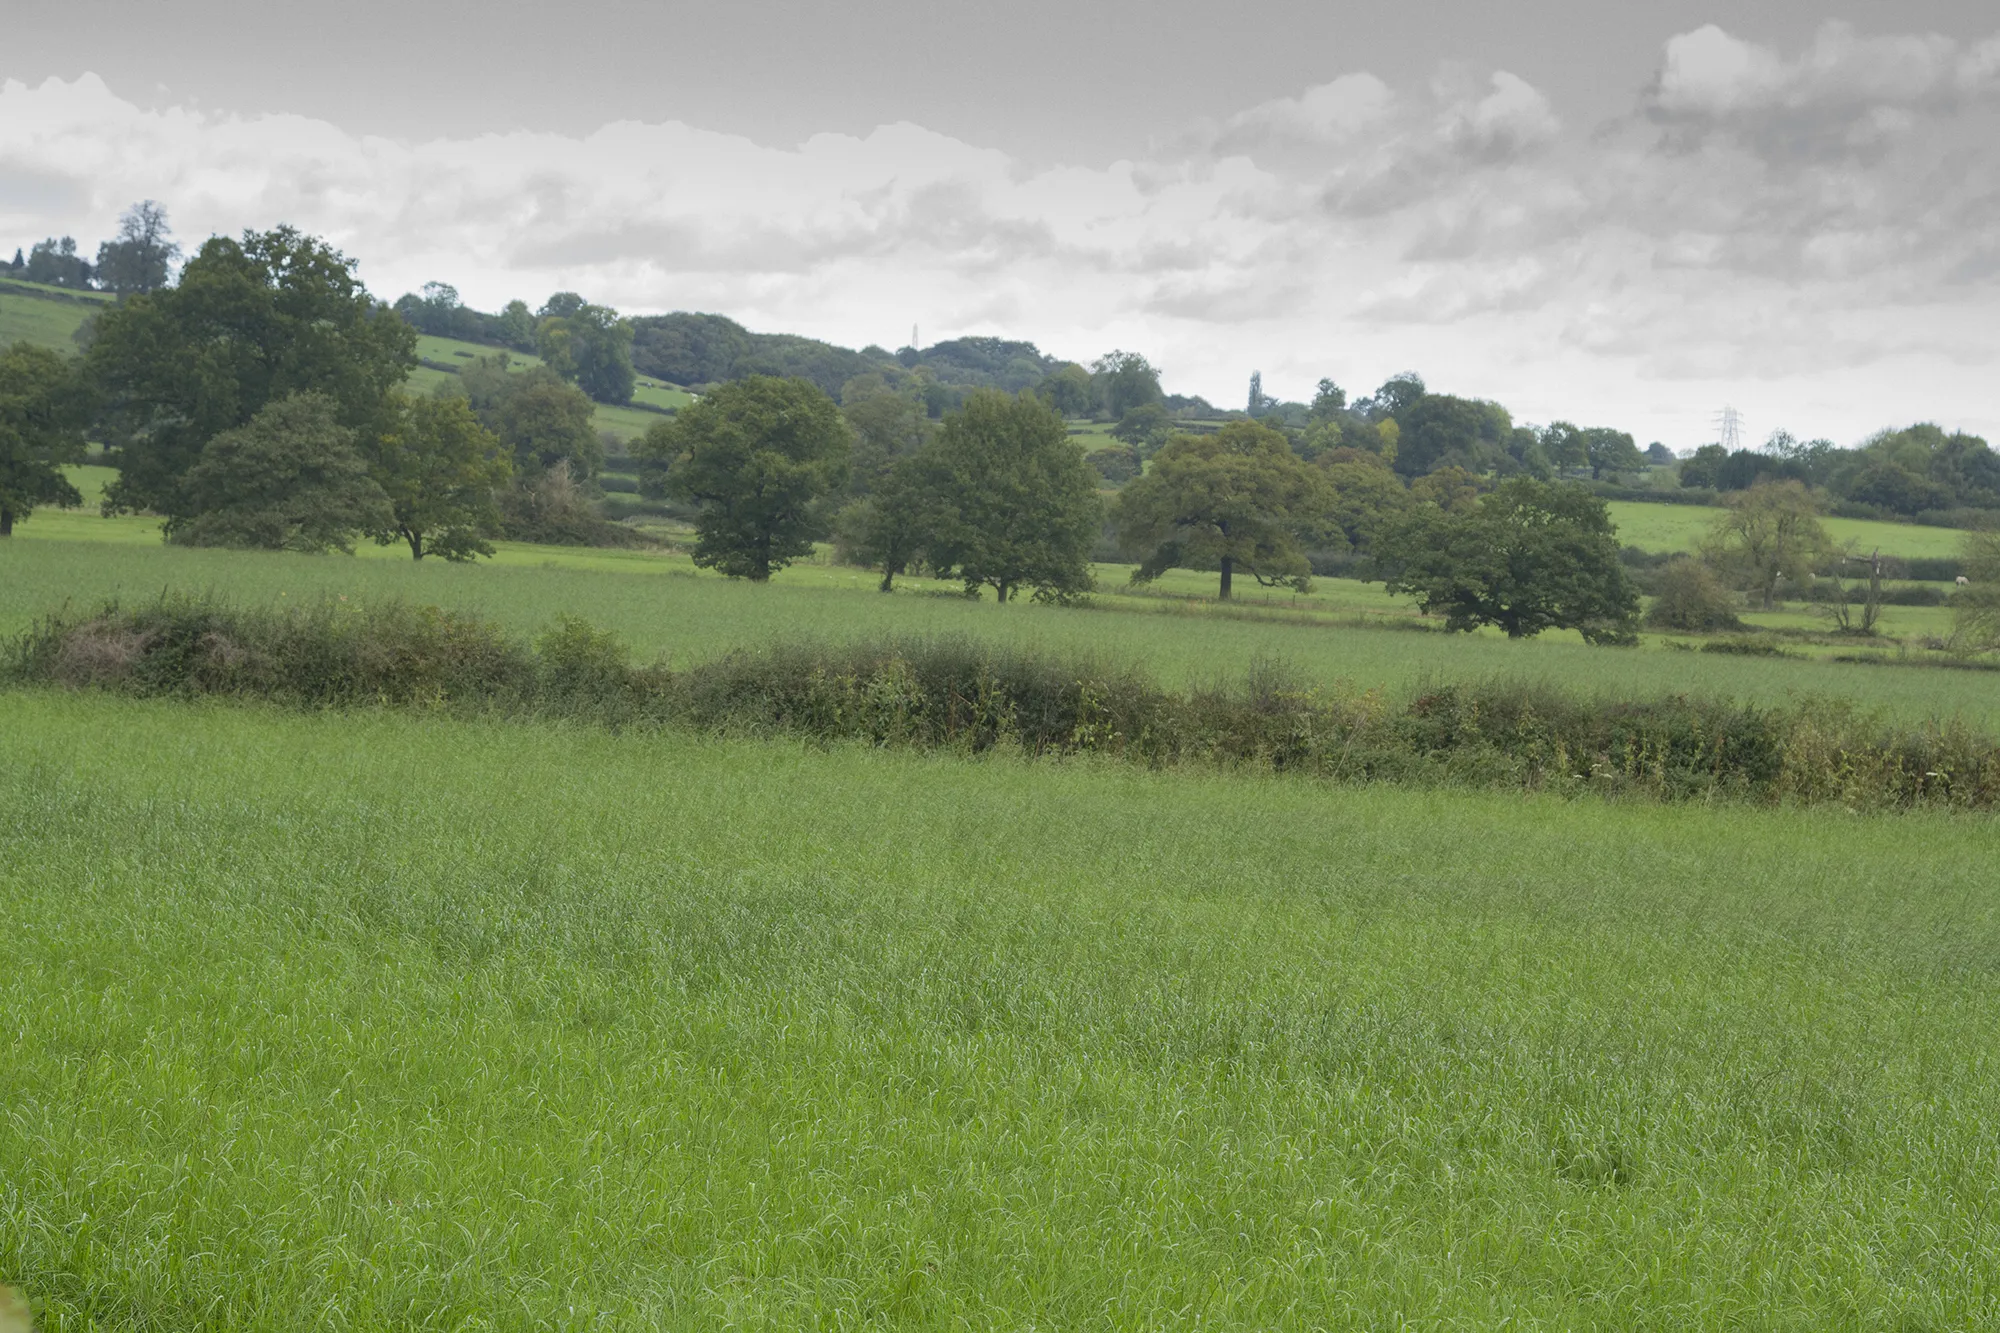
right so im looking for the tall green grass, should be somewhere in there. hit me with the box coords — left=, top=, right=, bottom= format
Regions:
left=5, top=693, right=1999, bottom=1328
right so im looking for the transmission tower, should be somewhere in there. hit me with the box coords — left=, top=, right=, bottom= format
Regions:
left=1712, top=405, right=1744, bottom=451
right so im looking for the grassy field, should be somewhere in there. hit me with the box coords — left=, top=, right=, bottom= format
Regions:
left=2, top=530, right=1992, bottom=726
left=4, top=691, right=1999, bottom=1328
left=0, top=282, right=109, bottom=349
left=1608, top=501, right=1966, bottom=560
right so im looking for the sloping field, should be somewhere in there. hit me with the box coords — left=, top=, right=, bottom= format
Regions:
left=4, top=692, right=1998, bottom=1328
left=1609, top=500, right=1966, bottom=560
left=0, top=281, right=109, bottom=348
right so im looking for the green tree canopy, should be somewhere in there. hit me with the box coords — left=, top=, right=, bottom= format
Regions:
left=536, top=300, right=636, bottom=405
left=94, top=201, right=180, bottom=297
left=1702, top=479, right=1831, bottom=610
left=1379, top=477, right=1638, bottom=643
left=641, top=375, right=851, bottom=580
left=24, top=236, right=92, bottom=289
left=0, top=342, right=90, bottom=537
left=368, top=393, right=513, bottom=560
left=840, top=374, right=933, bottom=496
left=836, top=450, right=953, bottom=592
left=1091, top=351, right=1164, bottom=421
left=924, top=389, right=1101, bottom=603
left=1391, top=393, right=1511, bottom=478
left=1582, top=426, right=1644, bottom=479
left=1110, top=403, right=1172, bottom=456
left=1113, top=420, right=1333, bottom=599
left=1036, top=363, right=1095, bottom=416
left=459, top=357, right=603, bottom=479
left=173, top=392, right=392, bottom=553
left=85, top=226, right=416, bottom=524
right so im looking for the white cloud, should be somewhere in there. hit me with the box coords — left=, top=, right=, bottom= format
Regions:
left=1, top=29, right=1997, bottom=448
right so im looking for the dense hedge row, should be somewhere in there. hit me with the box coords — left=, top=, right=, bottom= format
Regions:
left=11, top=599, right=1997, bottom=811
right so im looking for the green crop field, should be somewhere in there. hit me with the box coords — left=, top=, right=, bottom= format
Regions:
left=3, top=525, right=1992, bottom=726
left=4, top=692, right=1999, bottom=1328
left=1609, top=500, right=1966, bottom=560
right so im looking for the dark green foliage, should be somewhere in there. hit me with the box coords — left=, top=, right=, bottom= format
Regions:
left=367, top=393, right=512, bottom=560
left=1090, top=444, right=1142, bottom=484
left=0, top=340, right=89, bottom=536
left=1091, top=351, right=1164, bottom=421
left=1114, top=420, right=1333, bottom=599
left=839, top=375, right=932, bottom=495
left=922, top=390, right=1101, bottom=603
left=1111, top=403, right=1172, bottom=455
left=23, top=236, right=93, bottom=289
left=19, top=601, right=2000, bottom=809
left=458, top=357, right=603, bottom=479
left=172, top=393, right=392, bottom=553
left=917, top=337, right=1057, bottom=391
left=642, top=376, right=851, bottom=580
left=390, top=285, right=537, bottom=351
left=1037, top=363, right=1096, bottom=416
left=834, top=453, right=952, bottom=591
left=86, top=227, right=417, bottom=522
left=93, top=201, right=180, bottom=297
left=536, top=300, right=636, bottom=405
left=1391, top=393, right=1513, bottom=477
left=629, top=312, right=753, bottom=385
left=1381, top=478, right=1640, bottom=644
left=1645, top=558, right=1745, bottom=632
left=629, top=313, right=877, bottom=396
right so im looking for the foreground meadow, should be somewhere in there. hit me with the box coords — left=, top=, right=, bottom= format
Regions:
left=5, top=691, right=2000, bottom=1329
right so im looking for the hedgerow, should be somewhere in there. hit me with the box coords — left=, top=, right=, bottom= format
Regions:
left=11, top=597, right=1997, bottom=810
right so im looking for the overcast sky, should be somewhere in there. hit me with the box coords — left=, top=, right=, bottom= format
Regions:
left=4, top=0, right=1997, bottom=446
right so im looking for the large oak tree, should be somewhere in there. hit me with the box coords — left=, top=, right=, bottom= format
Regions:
left=642, top=375, right=850, bottom=581
left=1113, top=420, right=1332, bottom=599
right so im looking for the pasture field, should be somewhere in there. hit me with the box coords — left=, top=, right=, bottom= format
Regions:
left=409, top=333, right=691, bottom=441
left=4, top=691, right=2000, bottom=1328
left=1607, top=500, right=1965, bottom=561
left=0, top=284, right=106, bottom=349
left=2, top=531, right=1992, bottom=726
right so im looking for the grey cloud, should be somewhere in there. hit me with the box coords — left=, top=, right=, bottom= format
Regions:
left=0, top=161, right=89, bottom=214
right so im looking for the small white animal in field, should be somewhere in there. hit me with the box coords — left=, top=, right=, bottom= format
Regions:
left=1958, top=576, right=1971, bottom=587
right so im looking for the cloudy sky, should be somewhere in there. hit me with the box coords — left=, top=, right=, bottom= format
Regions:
left=4, top=0, right=1997, bottom=446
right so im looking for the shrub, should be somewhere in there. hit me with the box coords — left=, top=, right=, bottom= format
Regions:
left=1644, top=558, right=1745, bottom=631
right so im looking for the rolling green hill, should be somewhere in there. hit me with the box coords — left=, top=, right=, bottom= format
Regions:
left=0, top=288, right=689, bottom=443
left=0, top=278, right=110, bottom=349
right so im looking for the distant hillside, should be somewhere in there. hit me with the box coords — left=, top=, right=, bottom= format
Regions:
left=0, top=278, right=111, bottom=349
left=627, top=314, right=1068, bottom=398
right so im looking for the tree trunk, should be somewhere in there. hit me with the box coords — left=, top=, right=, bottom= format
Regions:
left=407, top=529, right=424, bottom=560
left=0, top=507, right=13, bottom=538
left=996, top=580, right=1011, bottom=604
left=1218, top=555, right=1233, bottom=600
left=879, top=565, right=895, bottom=593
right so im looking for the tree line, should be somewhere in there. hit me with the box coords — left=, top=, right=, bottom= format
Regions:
left=9, top=212, right=1994, bottom=652
left=1677, top=427, right=2000, bottom=525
